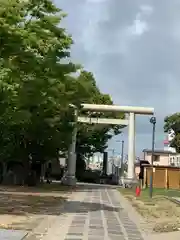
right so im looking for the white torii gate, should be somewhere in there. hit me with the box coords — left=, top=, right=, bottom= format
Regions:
left=63, top=104, right=154, bottom=186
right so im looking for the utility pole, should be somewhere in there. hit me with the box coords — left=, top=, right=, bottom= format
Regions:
left=115, top=140, right=124, bottom=175
left=121, top=140, right=124, bottom=176
left=112, top=149, right=115, bottom=174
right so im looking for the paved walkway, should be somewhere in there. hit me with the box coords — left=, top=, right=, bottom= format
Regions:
left=0, top=229, right=27, bottom=240
left=26, top=185, right=145, bottom=240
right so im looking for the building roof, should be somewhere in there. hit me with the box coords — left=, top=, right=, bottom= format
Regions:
left=142, top=164, right=180, bottom=169
left=135, top=160, right=150, bottom=166
left=142, top=149, right=176, bottom=155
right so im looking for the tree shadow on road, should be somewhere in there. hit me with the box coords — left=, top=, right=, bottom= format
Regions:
left=0, top=183, right=122, bottom=217
left=0, top=194, right=121, bottom=217
left=62, top=200, right=123, bottom=214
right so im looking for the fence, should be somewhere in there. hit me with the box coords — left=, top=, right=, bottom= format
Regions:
left=143, top=165, right=180, bottom=189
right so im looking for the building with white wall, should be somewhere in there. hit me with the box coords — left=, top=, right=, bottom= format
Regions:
left=88, top=154, right=103, bottom=170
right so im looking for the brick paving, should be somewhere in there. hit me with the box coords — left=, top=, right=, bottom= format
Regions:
left=31, top=185, right=144, bottom=240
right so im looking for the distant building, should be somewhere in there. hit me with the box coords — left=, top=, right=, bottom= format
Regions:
left=142, top=148, right=180, bottom=167
left=108, top=155, right=122, bottom=175
left=88, top=154, right=103, bottom=170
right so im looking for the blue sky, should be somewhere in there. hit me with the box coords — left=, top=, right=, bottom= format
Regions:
left=56, top=0, right=180, bottom=157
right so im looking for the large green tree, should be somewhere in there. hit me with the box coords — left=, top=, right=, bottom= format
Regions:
left=65, top=70, right=125, bottom=157
left=164, top=113, right=180, bottom=152
left=0, top=0, right=124, bottom=182
left=0, top=0, right=76, bottom=163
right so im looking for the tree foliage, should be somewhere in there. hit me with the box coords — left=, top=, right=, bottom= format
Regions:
left=164, top=113, right=180, bottom=152
left=68, top=70, right=125, bottom=157
left=0, top=0, right=76, bottom=162
left=0, top=0, right=124, bottom=176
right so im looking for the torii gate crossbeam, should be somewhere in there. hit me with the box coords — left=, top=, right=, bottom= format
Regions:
left=63, top=104, right=154, bottom=186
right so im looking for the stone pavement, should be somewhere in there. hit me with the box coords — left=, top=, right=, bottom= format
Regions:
left=0, top=229, right=27, bottom=240
left=25, top=184, right=145, bottom=240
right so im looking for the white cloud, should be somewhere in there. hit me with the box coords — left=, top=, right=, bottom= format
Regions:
left=128, top=5, right=153, bottom=36
left=140, top=5, right=153, bottom=16
left=57, top=0, right=180, bottom=154
left=128, top=18, right=148, bottom=36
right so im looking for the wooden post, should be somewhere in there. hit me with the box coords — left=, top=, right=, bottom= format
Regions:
left=165, top=168, right=168, bottom=189
left=143, top=167, right=147, bottom=189
left=179, top=168, right=180, bottom=189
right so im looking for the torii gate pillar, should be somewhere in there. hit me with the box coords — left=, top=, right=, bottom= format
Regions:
left=127, top=112, right=135, bottom=180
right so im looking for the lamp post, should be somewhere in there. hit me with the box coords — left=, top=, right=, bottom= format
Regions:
left=149, top=116, right=156, bottom=198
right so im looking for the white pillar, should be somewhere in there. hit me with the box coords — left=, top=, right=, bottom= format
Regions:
left=127, top=112, right=135, bottom=180
left=63, top=109, right=78, bottom=186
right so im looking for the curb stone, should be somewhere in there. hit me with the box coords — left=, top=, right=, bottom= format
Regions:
left=115, top=190, right=154, bottom=236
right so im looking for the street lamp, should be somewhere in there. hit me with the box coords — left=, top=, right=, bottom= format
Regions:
left=149, top=116, right=156, bottom=198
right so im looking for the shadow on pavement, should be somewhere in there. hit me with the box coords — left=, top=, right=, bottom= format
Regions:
left=76, top=182, right=121, bottom=191
left=62, top=200, right=122, bottom=214
left=62, top=182, right=122, bottom=213
left=0, top=183, right=121, bottom=217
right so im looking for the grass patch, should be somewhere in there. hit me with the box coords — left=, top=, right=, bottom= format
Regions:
left=119, top=187, right=180, bottom=199
left=119, top=187, right=180, bottom=233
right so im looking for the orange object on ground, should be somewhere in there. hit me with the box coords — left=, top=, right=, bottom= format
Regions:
left=135, top=186, right=141, bottom=197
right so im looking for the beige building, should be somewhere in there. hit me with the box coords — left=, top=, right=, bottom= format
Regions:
left=134, top=149, right=178, bottom=179
left=143, top=149, right=168, bottom=166
left=142, top=149, right=178, bottom=166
